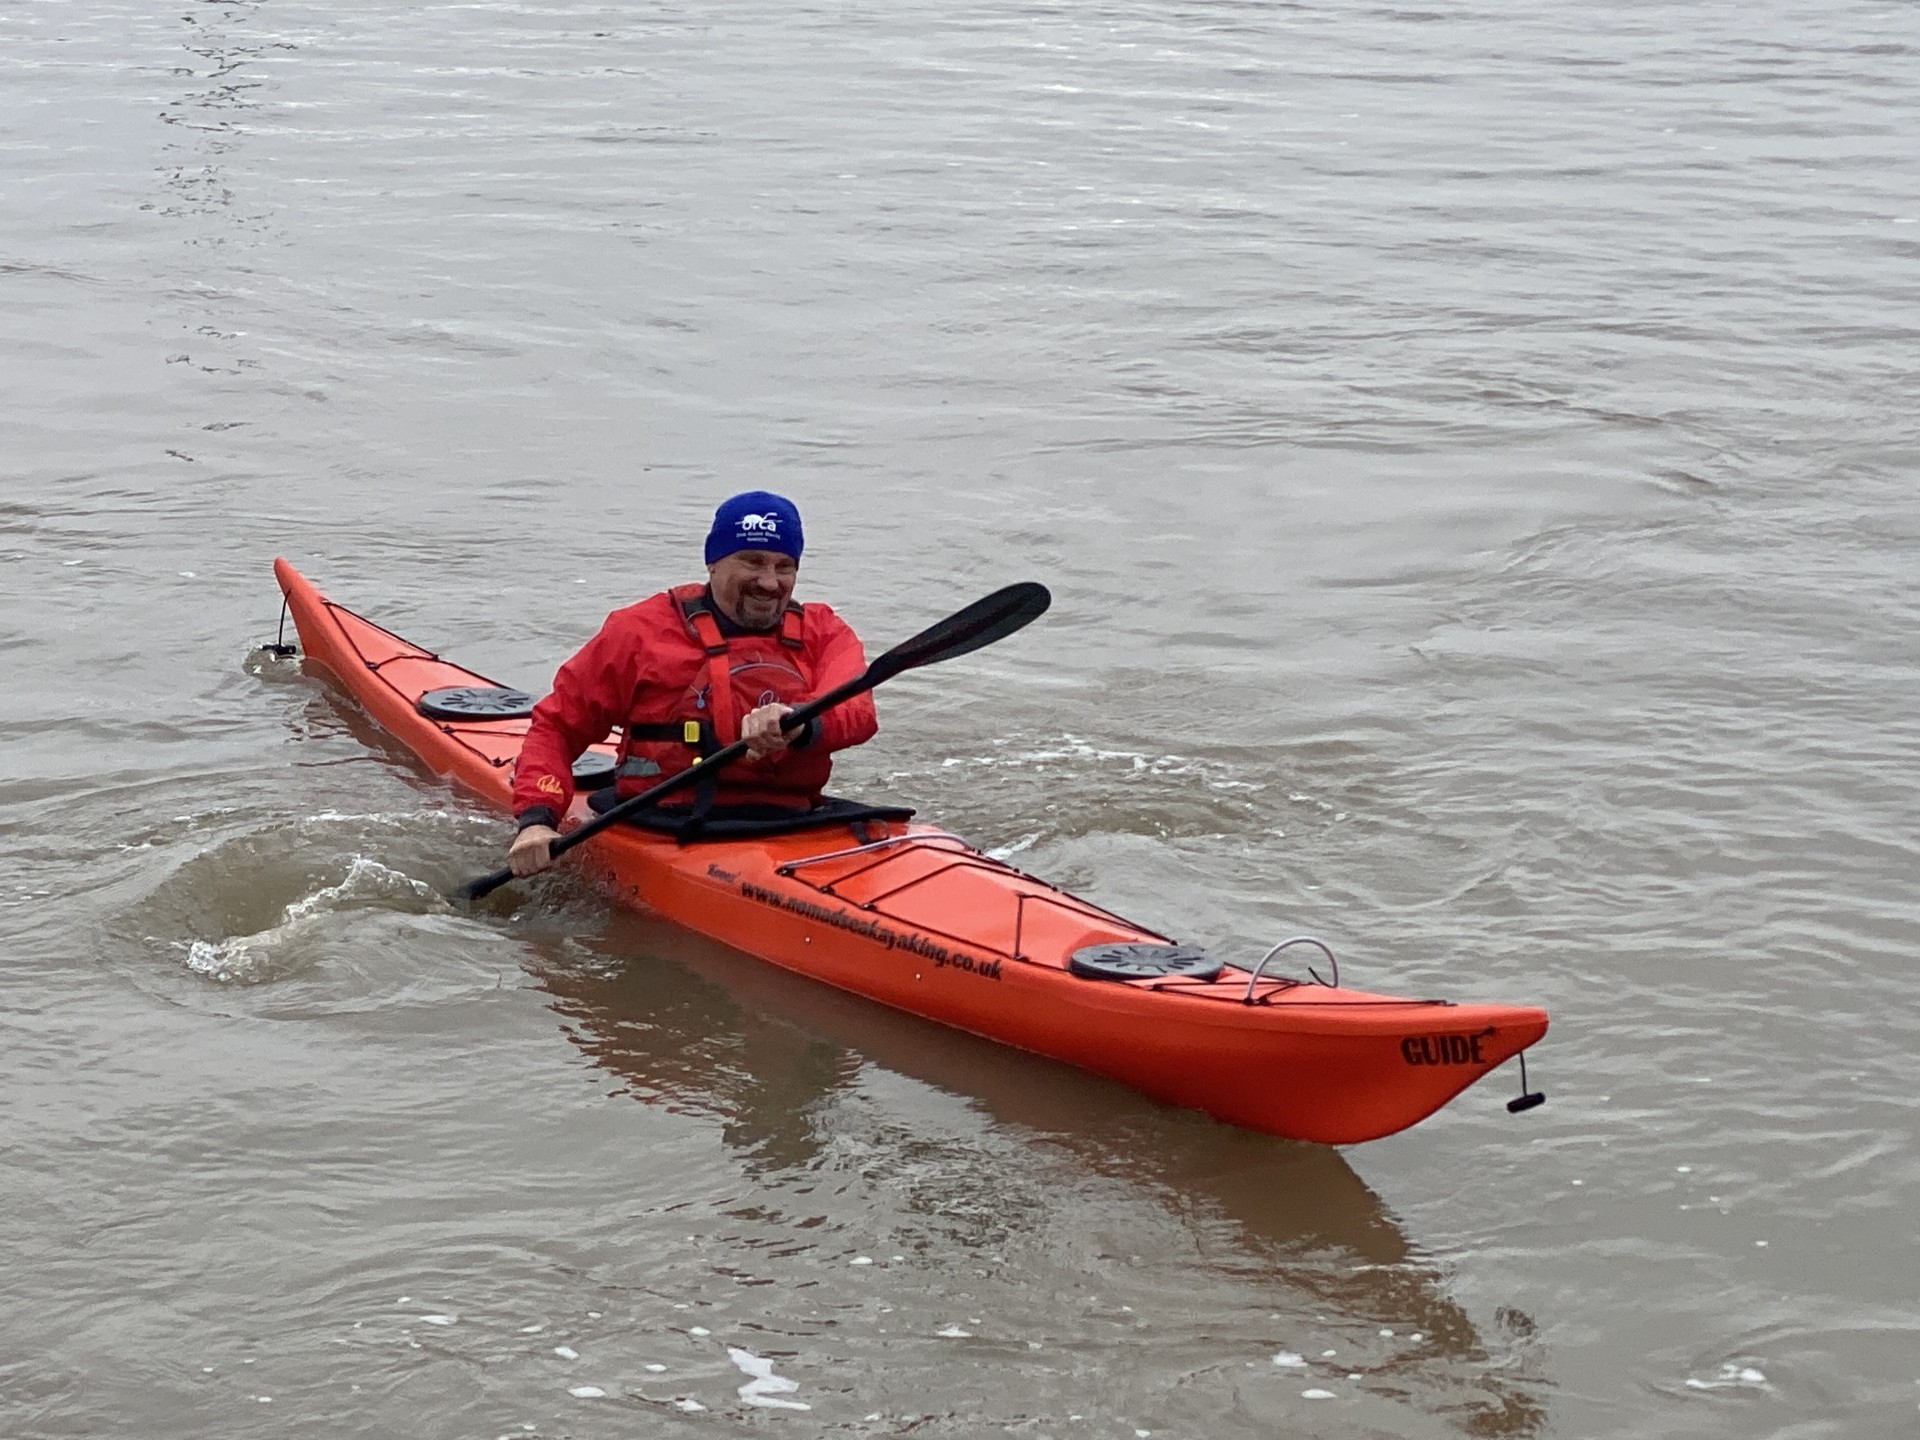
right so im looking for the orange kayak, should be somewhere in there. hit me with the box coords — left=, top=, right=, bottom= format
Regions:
left=272, top=558, right=1548, bottom=1144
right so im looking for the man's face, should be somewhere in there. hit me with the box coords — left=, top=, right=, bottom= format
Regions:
left=708, top=549, right=798, bottom=630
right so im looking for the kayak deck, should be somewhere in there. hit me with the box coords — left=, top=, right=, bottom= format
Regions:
left=272, top=558, right=1549, bottom=1144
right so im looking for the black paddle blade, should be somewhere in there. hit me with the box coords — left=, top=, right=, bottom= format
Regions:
left=458, top=864, right=517, bottom=904
left=869, top=581, right=1050, bottom=682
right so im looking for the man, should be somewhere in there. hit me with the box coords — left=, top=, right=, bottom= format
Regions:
left=507, top=491, right=877, bottom=876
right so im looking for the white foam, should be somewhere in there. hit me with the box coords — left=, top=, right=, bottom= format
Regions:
left=420, top=1314, right=456, bottom=1326
left=938, top=735, right=1263, bottom=800
left=1272, top=1352, right=1306, bottom=1368
left=1686, top=1363, right=1767, bottom=1390
left=728, top=1347, right=810, bottom=1411
left=1302, top=1388, right=1337, bottom=1400
left=568, top=1385, right=606, bottom=1399
left=184, top=855, right=449, bottom=983
left=674, top=1398, right=706, bottom=1412
left=937, top=1325, right=973, bottom=1338
left=553, top=1346, right=578, bottom=1360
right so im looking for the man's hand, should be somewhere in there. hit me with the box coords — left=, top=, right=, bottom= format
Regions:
left=509, top=824, right=560, bottom=877
left=740, top=703, right=796, bottom=759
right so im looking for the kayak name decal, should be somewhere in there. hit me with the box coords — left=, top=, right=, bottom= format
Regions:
left=735, top=880, right=1003, bottom=980
left=1401, top=1033, right=1488, bottom=1067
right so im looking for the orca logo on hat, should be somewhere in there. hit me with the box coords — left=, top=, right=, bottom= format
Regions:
left=739, top=513, right=780, bottom=535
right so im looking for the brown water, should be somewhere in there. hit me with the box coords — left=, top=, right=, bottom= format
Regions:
left=5, top=1, right=1919, bottom=1435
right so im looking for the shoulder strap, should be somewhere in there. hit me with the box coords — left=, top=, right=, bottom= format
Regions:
left=778, top=601, right=805, bottom=651
left=690, top=611, right=737, bottom=746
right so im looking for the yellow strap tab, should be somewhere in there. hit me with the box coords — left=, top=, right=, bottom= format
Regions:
left=683, top=720, right=702, bottom=745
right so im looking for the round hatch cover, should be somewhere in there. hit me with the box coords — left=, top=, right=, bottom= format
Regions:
left=417, top=686, right=538, bottom=721
left=1068, top=942, right=1224, bottom=982
left=572, top=750, right=617, bottom=790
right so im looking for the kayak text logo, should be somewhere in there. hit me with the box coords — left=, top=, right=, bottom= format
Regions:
left=734, top=879, right=1003, bottom=981
left=1400, top=1033, right=1487, bottom=1066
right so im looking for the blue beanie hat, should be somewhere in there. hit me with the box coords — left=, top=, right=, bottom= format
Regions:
left=704, top=490, right=804, bottom=565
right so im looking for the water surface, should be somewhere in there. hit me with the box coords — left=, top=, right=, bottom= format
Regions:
left=5, top=1, right=1919, bottom=1435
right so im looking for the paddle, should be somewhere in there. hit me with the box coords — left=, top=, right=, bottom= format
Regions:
left=456, top=580, right=1052, bottom=903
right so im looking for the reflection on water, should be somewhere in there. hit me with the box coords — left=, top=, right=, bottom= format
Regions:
left=531, top=912, right=1549, bottom=1436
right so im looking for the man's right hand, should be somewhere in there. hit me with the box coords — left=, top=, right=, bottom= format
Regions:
left=509, top=824, right=561, bottom=877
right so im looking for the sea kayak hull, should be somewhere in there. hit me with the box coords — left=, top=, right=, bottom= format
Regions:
left=271, top=558, right=1548, bottom=1145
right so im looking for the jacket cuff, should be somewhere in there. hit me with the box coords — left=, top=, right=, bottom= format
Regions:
left=515, top=805, right=560, bottom=832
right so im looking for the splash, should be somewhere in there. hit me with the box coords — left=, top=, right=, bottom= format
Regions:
left=1685, top=1362, right=1767, bottom=1391
left=183, top=855, right=448, bottom=984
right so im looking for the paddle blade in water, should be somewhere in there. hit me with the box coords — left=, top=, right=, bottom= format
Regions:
left=457, top=865, right=518, bottom=903
left=869, top=581, right=1051, bottom=681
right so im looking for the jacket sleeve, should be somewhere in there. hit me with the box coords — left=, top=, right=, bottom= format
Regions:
left=512, top=610, right=641, bottom=826
left=805, top=605, right=878, bottom=754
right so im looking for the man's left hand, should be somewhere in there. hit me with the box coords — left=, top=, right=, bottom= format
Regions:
left=741, top=703, right=796, bottom=759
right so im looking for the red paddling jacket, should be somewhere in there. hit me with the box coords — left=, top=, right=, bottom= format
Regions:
left=512, top=584, right=877, bottom=829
